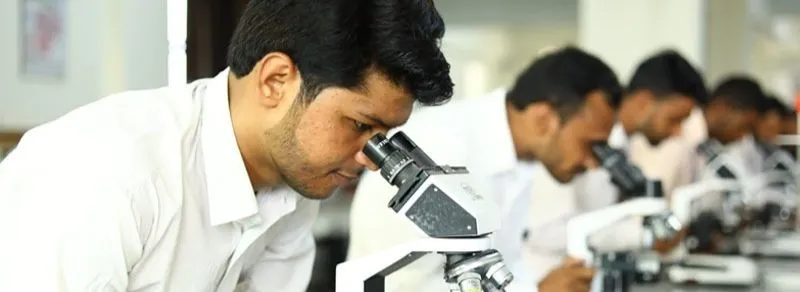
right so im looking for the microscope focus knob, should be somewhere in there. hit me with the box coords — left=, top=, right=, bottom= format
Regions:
left=643, top=212, right=682, bottom=241
left=485, top=261, right=513, bottom=290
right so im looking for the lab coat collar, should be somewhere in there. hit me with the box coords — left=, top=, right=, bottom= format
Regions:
left=466, top=89, right=517, bottom=176
left=608, top=122, right=629, bottom=151
left=681, top=107, right=708, bottom=147
left=200, top=69, right=260, bottom=226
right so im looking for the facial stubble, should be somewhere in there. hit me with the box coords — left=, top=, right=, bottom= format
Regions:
left=263, top=102, right=328, bottom=199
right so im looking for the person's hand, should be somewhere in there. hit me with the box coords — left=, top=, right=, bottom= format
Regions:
left=652, top=228, right=688, bottom=255
left=537, top=257, right=595, bottom=292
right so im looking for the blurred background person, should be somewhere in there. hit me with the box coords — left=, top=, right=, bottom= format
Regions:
left=668, top=76, right=768, bottom=253
left=525, top=50, right=707, bottom=283
left=347, top=47, right=622, bottom=292
left=755, top=94, right=792, bottom=145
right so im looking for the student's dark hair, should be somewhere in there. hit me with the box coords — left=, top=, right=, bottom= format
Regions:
left=764, top=94, right=793, bottom=117
left=709, top=76, right=767, bottom=112
left=627, top=50, right=708, bottom=105
left=506, top=46, right=622, bottom=120
left=227, top=0, right=453, bottom=105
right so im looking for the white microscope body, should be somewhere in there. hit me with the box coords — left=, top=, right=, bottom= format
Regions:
left=738, top=143, right=800, bottom=257
left=566, top=197, right=674, bottom=292
left=666, top=178, right=759, bottom=286
left=336, top=132, right=513, bottom=292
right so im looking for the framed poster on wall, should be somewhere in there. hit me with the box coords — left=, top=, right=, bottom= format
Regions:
left=20, top=0, right=66, bottom=78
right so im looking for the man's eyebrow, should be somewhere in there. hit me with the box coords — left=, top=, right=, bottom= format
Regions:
left=360, top=112, right=396, bottom=128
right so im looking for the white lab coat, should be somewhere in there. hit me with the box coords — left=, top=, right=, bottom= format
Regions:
left=0, top=69, right=318, bottom=292
left=524, top=123, right=646, bottom=283
left=347, top=89, right=539, bottom=291
left=659, top=108, right=763, bottom=219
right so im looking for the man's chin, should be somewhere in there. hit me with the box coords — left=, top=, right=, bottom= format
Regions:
left=552, top=171, right=576, bottom=184
left=295, top=187, right=338, bottom=200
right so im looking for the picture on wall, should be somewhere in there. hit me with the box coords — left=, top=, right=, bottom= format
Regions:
left=20, top=0, right=66, bottom=78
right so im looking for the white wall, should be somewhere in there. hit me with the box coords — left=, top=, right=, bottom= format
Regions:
left=578, top=0, right=706, bottom=84
left=441, top=25, right=578, bottom=100
left=0, top=0, right=167, bottom=130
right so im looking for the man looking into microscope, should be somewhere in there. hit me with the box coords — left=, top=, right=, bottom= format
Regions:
left=348, top=46, right=622, bottom=292
left=0, top=0, right=453, bottom=290
left=526, top=50, right=707, bottom=284
left=670, top=76, right=768, bottom=253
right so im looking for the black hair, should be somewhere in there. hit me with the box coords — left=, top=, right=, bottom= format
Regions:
left=709, top=76, right=767, bottom=112
left=627, top=50, right=708, bottom=105
left=506, top=46, right=622, bottom=120
left=227, top=0, right=453, bottom=105
left=763, top=94, right=794, bottom=118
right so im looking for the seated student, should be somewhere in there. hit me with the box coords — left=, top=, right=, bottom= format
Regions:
left=748, top=95, right=796, bottom=214
left=525, top=50, right=706, bottom=278
left=671, top=76, right=767, bottom=252
left=754, top=95, right=790, bottom=145
left=347, top=47, right=622, bottom=292
left=779, top=106, right=798, bottom=158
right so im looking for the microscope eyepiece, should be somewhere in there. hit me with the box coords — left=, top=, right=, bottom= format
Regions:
left=363, top=132, right=424, bottom=186
left=591, top=142, right=616, bottom=163
left=591, top=141, right=652, bottom=200
left=363, top=133, right=394, bottom=166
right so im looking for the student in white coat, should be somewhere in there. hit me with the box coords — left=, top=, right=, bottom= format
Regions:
left=668, top=76, right=767, bottom=252
left=0, top=1, right=455, bottom=291
left=750, top=95, right=795, bottom=207
left=754, top=95, right=792, bottom=145
left=347, top=47, right=623, bottom=292
left=525, top=50, right=708, bottom=281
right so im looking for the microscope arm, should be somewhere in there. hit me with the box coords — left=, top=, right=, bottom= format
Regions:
left=336, top=237, right=492, bottom=292
left=671, top=178, right=741, bottom=224
left=566, top=197, right=668, bottom=264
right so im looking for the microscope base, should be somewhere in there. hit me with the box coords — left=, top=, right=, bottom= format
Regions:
left=666, top=254, right=758, bottom=286
left=335, top=237, right=492, bottom=292
left=740, top=231, right=800, bottom=258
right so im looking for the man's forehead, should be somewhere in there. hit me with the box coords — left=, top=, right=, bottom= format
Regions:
left=353, top=89, right=413, bottom=128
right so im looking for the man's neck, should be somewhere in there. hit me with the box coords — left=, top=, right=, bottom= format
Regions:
left=505, top=102, right=537, bottom=160
left=228, top=77, right=283, bottom=191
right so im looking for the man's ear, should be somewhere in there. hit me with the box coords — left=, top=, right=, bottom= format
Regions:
left=525, top=103, right=561, bottom=136
left=256, top=52, right=301, bottom=108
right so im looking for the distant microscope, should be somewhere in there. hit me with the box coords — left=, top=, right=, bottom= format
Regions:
left=738, top=141, right=800, bottom=257
left=663, top=139, right=762, bottom=286
left=563, top=143, right=682, bottom=292
left=666, top=178, right=760, bottom=286
left=335, top=132, right=513, bottom=292
left=752, top=141, right=797, bottom=230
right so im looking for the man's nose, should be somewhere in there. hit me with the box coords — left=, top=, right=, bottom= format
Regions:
left=355, top=150, right=379, bottom=171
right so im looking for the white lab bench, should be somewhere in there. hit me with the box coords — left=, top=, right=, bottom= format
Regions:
left=633, top=257, right=800, bottom=292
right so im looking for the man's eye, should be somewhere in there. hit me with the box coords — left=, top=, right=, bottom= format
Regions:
left=353, top=120, right=373, bottom=132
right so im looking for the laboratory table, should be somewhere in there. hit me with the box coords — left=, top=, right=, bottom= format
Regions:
left=632, top=257, right=800, bottom=292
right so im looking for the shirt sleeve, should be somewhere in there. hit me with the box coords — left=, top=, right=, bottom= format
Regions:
left=237, top=198, right=320, bottom=292
left=0, top=158, right=144, bottom=292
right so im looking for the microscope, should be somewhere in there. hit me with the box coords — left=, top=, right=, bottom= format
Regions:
left=663, top=140, right=761, bottom=287
left=335, top=132, right=514, bottom=292
left=752, top=142, right=797, bottom=230
left=665, top=178, right=760, bottom=286
left=562, top=143, right=682, bottom=292
left=566, top=197, right=675, bottom=292
left=591, top=143, right=681, bottom=245
left=737, top=142, right=800, bottom=258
